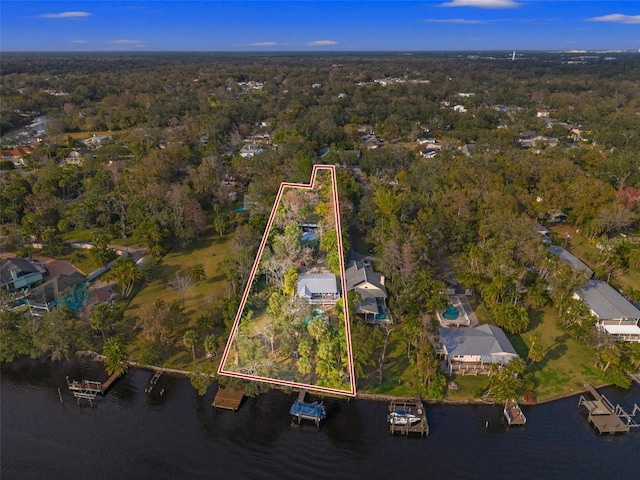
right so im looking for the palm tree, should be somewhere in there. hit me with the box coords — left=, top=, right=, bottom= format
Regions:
left=103, top=337, right=129, bottom=376
left=204, top=334, right=217, bottom=358
left=183, top=330, right=198, bottom=364
left=527, top=332, right=545, bottom=367
left=296, top=356, right=312, bottom=377
left=189, top=264, right=206, bottom=285
left=628, top=246, right=640, bottom=270
left=108, top=257, right=141, bottom=299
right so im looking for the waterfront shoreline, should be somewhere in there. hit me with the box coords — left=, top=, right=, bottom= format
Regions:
left=74, top=351, right=617, bottom=407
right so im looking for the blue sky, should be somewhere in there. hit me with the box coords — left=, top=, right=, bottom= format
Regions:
left=1, top=1, right=639, bottom=51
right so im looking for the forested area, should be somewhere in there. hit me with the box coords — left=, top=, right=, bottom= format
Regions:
left=1, top=52, right=639, bottom=399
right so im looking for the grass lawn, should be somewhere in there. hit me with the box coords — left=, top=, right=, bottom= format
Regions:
left=122, top=228, right=233, bottom=369
left=521, top=307, right=601, bottom=401
left=444, top=375, right=487, bottom=402
left=359, top=329, right=414, bottom=397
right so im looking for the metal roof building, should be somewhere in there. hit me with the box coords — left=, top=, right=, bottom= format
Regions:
left=439, top=324, right=519, bottom=368
left=574, top=280, right=640, bottom=321
left=549, top=245, right=593, bottom=277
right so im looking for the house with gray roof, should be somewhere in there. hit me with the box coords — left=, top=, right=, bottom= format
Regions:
left=549, top=245, right=594, bottom=277
left=345, top=261, right=392, bottom=323
left=1, top=258, right=46, bottom=291
left=573, top=280, right=640, bottom=342
left=26, top=272, right=87, bottom=315
left=297, top=273, right=339, bottom=305
left=438, top=324, right=519, bottom=374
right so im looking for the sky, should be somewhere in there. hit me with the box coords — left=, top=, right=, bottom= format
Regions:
left=1, top=1, right=639, bottom=52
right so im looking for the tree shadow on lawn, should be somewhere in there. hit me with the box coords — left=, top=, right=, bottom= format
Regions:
left=534, top=335, right=569, bottom=371
left=205, top=273, right=226, bottom=284
left=527, top=309, right=545, bottom=331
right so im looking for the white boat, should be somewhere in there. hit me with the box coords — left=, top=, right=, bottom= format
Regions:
left=388, top=409, right=421, bottom=426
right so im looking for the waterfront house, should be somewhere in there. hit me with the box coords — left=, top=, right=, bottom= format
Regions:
left=573, top=280, right=640, bottom=342
left=26, top=272, right=88, bottom=315
left=438, top=324, right=519, bottom=375
left=345, top=261, right=392, bottom=324
left=0, top=257, right=47, bottom=291
left=297, top=273, right=339, bottom=305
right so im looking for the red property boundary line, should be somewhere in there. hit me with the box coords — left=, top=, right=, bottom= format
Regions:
left=218, top=165, right=356, bottom=397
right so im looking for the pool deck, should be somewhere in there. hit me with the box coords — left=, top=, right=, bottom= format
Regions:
left=437, top=295, right=477, bottom=327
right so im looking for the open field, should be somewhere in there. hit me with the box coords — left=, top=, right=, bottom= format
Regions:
left=122, top=228, right=232, bottom=368
left=518, top=307, right=601, bottom=400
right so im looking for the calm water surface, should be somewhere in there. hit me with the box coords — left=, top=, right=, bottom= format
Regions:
left=1, top=358, right=638, bottom=480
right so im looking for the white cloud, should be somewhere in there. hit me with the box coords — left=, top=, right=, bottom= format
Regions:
left=440, top=0, right=519, bottom=8
left=308, top=40, right=338, bottom=46
left=110, top=39, right=143, bottom=45
left=70, top=40, right=89, bottom=44
left=587, top=14, right=640, bottom=25
left=247, top=42, right=278, bottom=47
left=38, top=11, right=91, bottom=19
left=423, top=18, right=487, bottom=24
left=109, top=39, right=147, bottom=48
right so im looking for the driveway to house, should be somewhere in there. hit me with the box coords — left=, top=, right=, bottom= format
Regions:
left=435, top=249, right=478, bottom=327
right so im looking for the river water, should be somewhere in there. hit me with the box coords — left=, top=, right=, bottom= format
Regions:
left=1, top=357, right=638, bottom=480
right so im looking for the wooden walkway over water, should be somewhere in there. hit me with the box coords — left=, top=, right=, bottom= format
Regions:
left=388, top=394, right=429, bottom=437
left=66, top=371, right=123, bottom=404
left=578, top=384, right=639, bottom=435
left=212, top=386, right=245, bottom=411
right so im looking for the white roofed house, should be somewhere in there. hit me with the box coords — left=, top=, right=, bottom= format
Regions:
left=82, top=134, right=109, bottom=148
left=239, top=144, right=265, bottom=158
left=573, top=280, right=640, bottom=343
left=297, top=273, right=339, bottom=305
left=438, top=325, right=519, bottom=375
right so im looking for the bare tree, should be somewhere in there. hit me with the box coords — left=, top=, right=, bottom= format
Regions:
left=168, top=274, right=193, bottom=309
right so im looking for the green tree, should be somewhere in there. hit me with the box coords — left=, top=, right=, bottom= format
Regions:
left=307, top=317, right=326, bottom=343
left=136, top=338, right=160, bottom=365
left=189, top=264, right=206, bottom=285
left=106, top=257, right=142, bottom=299
left=90, top=303, right=123, bottom=342
left=483, top=357, right=528, bottom=402
left=0, top=310, right=34, bottom=362
left=189, top=362, right=216, bottom=395
left=103, top=336, right=129, bottom=376
left=296, top=356, right=312, bottom=377
left=204, top=334, right=217, bottom=357
left=33, top=307, right=87, bottom=361
left=90, top=233, right=117, bottom=267
left=183, top=329, right=199, bottom=364
left=283, top=266, right=298, bottom=296
left=526, top=332, right=545, bottom=367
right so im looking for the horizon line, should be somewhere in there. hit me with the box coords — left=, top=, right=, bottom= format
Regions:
left=2, top=48, right=638, bottom=54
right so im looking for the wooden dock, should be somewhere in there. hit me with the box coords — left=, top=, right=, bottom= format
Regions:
left=504, top=399, right=526, bottom=426
left=100, top=371, right=122, bottom=393
left=578, top=384, right=639, bottom=435
left=388, top=394, right=429, bottom=437
left=66, top=371, right=123, bottom=404
left=212, top=386, right=245, bottom=411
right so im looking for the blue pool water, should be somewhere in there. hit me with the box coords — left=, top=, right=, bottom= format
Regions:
left=442, top=304, right=460, bottom=320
